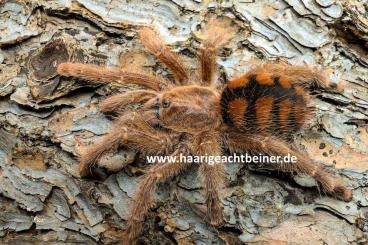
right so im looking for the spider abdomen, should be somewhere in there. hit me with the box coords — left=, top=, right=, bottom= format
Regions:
left=221, top=72, right=312, bottom=138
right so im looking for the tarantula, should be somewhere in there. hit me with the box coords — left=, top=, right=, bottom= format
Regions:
left=57, top=22, right=352, bottom=244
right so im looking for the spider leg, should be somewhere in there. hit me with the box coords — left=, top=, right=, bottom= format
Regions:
left=139, top=27, right=190, bottom=84
left=225, top=132, right=352, bottom=202
left=124, top=149, right=191, bottom=244
left=194, top=132, right=224, bottom=226
left=247, top=62, right=336, bottom=90
left=100, top=90, right=157, bottom=113
left=78, top=112, right=176, bottom=177
left=199, top=162, right=224, bottom=226
left=198, top=22, right=234, bottom=86
left=57, top=63, right=168, bottom=91
left=78, top=125, right=122, bottom=177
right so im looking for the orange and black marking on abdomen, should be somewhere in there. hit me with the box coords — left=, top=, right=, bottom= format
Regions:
left=221, top=74, right=310, bottom=138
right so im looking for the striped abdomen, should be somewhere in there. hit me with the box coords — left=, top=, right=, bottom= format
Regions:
left=221, top=72, right=312, bottom=139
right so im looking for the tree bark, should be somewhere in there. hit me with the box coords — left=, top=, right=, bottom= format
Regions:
left=0, top=0, right=367, bottom=244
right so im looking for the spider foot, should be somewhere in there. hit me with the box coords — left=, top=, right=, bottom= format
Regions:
left=209, top=216, right=224, bottom=226
left=121, top=229, right=137, bottom=245
left=78, top=146, right=92, bottom=177
left=334, top=185, right=353, bottom=202
left=208, top=204, right=224, bottom=226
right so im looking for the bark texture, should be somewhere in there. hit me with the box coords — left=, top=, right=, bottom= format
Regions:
left=0, top=0, right=368, bottom=244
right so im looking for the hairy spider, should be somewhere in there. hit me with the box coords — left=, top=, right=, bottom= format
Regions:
left=57, top=21, right=352, bottom=244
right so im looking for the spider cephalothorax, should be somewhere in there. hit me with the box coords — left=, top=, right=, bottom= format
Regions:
left=57, top=20, right=352, bottom=244
left=144, top=85, right=222, bottom=133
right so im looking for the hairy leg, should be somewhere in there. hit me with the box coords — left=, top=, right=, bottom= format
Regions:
left=246, top=62, right=337, bottom=90
left=198, top=163, right=224, bottom=226
left=78, top=126, right=124, bottom=177
left=100, top=90, right=157, bottom=113
left=198, top=20, right=234, bottom=86
left=225, top=132, right=352, bottom=201
left=57, top=63, right=168, bottom=91
left=124, top=149, right=191, bottom=244
left=126, top=132, right=225, bottom=243
left=193, top=132, right=225, bottom=225
left=139, top=27, right=189, bottom=84
left=78, top=112, right=177, bottom=177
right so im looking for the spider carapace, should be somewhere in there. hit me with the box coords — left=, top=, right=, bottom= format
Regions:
left=57, top=21, right=352, bottom=244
